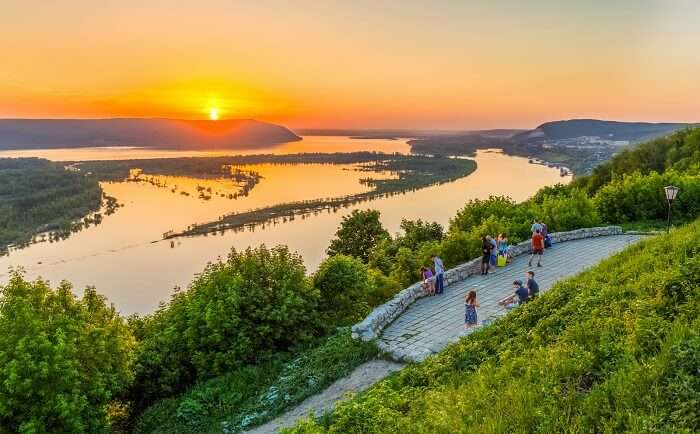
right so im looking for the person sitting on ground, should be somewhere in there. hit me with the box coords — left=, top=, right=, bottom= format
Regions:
left=525, top=270, right=539, bottom=299
left=499, top=280, right=529, bottom=309
left=420, top=266, right=435, bottom=296
left=481, top=236, right=492, bottom=275
left=464, top=289, right=480, bottom=329
left=529, top=229, right=545, bottom=267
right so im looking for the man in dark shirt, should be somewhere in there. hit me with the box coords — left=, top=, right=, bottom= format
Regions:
left=499, top=280, right=529, bottom=308
left=526, top=271, right=539, bottom=299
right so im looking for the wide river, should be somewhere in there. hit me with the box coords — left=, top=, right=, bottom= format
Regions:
left=0, top=136, right=569, bottom=314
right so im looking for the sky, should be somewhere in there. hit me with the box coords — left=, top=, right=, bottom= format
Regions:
left=1, top=0, right=698, bottom=129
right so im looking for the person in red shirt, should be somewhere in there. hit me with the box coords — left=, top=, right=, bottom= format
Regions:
left=529, top=229, right=545, bottom=267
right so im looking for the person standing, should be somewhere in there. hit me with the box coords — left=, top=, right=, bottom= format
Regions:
left=431, top=255, right=445, bottom=294
left=488, top=235, right=498, bottom=271
left=481, top=236, right=492, bottom=275
left=528, top=229, right=545, bottom=267
left=525, top=270, right=540, bottom=299
left=464, top=290, right=480, bottom=329
left=497, top=233, right=510, bottom=262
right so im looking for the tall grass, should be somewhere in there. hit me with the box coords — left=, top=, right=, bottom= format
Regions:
left=290, top=221, right=700, bottom=433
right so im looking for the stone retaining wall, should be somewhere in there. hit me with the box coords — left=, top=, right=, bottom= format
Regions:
left=351, top=226, right=623, bottom=341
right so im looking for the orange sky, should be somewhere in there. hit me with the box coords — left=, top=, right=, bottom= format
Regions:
left=1, top=0, right=698, bottom=129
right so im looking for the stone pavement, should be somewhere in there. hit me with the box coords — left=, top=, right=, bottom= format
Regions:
left=377, top=234, right=645, bottom=362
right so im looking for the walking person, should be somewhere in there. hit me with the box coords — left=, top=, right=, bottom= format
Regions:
left=480, top=236, right=492, bottom=275
left=464, top=289, right=480, bottom=329
left=525, top=270, right=539, bottom=299
left=431, top=254, right=445, bottom=294
left=528, top=229, right=545, bottom=267
left=420, top=266, right=435, bottom=296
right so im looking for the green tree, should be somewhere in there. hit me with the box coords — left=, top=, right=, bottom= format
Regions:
left=396, top=219, right=444, bottom=250
left=129, top=245, right=320, bottom=410
left=326, top=209, right=390, bottom=262
left=313, top=255, right=378, bottom=325
left=0, top=271, right=135, bottom=433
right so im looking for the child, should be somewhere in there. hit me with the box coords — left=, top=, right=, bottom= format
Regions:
left=464, top=290, right=480, bottom=329
left=420, top=266, right=435, bottom=296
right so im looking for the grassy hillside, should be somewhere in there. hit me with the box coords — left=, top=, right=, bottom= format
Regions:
left=290, top=221, right=700, bottom=433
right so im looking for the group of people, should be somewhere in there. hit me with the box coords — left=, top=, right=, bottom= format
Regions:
left=420, top=254, right=445, bottom=296
left=480, top=233, right=511, bottom=275
left=465, top=220, right=550, bottom=329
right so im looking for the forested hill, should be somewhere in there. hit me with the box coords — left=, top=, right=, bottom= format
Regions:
left=0, top=118, right=300, bottom=150
left=516, top=119, right=689, bottom=143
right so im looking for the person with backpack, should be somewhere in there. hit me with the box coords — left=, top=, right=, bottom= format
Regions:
left=528, top=229, right=545, bottom=267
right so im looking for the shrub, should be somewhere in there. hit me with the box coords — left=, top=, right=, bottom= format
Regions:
left=0, top=271, right=135, bottom=433
left=594, top=171, right=700, bottom=223
left=129, top=245, right=320, bottom=410
left=313, top=255, right=379, bottom=325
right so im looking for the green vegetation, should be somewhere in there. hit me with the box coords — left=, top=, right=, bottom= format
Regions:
left=128, top=246, right=320, bottom=411
left=133, top=330, right=378, bottom=434
left=0, top=271, right=135, bottom=433
left=4, top=128, right=699, bottom=432
left=575, top=127, right=700, bottom=193
left=326, top=210, right=390, bottom=262
left=0, top=158, right=110, bottom=252
left=289, top=219, right=700, bottom=433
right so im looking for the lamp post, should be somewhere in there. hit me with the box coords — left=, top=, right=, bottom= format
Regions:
left=664, top=185, right=679, bottom=233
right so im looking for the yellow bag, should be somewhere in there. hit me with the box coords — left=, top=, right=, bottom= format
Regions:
left=497, top=254, right=507, bottom=267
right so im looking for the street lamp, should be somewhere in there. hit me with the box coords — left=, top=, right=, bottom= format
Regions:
left=664, top=185, right=679, bottom=233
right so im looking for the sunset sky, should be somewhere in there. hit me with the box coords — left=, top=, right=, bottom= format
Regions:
left=1, top=0, right=698, bottom=129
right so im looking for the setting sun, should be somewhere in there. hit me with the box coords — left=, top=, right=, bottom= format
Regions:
left=209, top=108, right=219, bottom=121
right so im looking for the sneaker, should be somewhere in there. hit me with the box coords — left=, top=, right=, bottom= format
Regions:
left=537, top=263, right=542, bottom=267
left=528, top=262, right=532, bottom=267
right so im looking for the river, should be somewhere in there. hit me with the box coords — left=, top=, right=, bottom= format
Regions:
left=0, top=136, right=569, bottom=314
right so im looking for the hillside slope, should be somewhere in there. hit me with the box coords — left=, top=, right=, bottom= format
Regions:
left=515, top=119, right=688, bottom=143
left=0, top=118, right=300, bottom=150
left=291, top=222, right=700, bottom=433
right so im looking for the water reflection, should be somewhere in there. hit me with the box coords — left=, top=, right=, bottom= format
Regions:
left=0, top=145, right=569, bottom=314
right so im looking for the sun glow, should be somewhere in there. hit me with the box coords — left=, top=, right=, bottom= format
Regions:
left=209, top=107, right=219, bottom=120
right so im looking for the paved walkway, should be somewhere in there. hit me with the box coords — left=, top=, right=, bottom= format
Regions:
left=378, top=234, right=645, bottom=362
left=244, top=360, right=404, bottom=434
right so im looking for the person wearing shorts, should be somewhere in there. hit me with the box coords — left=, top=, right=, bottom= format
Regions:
left=529, top=229, right=545, bottom=267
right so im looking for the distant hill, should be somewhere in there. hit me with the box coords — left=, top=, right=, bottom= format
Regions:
left=0, top=118, right=301, bottom=150
left=515, top=119, right=689, bottom=143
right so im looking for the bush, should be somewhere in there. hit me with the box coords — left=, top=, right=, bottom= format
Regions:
left=313, top=255, right=378, bottom=325
left=0, top=271, right=135, bottom=433
left=134, top=329, right=378, bottom=434
left=594, top=171, right=700, bottom=223
left=129, top=245, right=320, bottom=410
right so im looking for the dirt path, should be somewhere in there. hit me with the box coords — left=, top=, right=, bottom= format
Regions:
left=244, top=359, right=404, bottom=434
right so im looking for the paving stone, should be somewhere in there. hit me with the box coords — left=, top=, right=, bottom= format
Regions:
left=377, top=234, right=645, bottom=362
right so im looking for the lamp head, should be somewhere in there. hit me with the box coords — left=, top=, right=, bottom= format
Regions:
left=664, top=185, right=679, bottom=202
